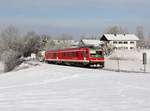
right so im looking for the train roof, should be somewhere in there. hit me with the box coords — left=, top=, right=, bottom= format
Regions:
left=45, top=47, right=103, bottom=53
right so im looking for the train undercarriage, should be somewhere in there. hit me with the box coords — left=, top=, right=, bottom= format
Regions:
left=45, top=60, right=104, bottom=68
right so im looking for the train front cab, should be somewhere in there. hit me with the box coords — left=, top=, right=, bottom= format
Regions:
left=88, top=48, right=104, bottom=68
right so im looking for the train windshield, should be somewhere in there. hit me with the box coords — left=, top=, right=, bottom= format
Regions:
left=90, top=49, right=104, bottom=58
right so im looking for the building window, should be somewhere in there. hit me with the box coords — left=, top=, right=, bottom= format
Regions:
left=124, top=41, right=128, bottom=44
left=113, top=41, right=117, bottom=44
left=130, top=47, right=134, bottom=49
left=130, top=41, right=134, bottom=44
left=119, top=41, right=122, bottom=44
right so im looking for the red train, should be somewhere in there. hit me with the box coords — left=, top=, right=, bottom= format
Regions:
left=44, top=47, right=104, bottom=68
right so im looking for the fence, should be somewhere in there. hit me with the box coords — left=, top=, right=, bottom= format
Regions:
left=104, top=59, right=150, bottom=73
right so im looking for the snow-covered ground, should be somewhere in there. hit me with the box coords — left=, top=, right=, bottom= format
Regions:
left=0, top=62, right=150, bottom=111
left=107, top=49, right=150, bottom=61
left=104, top=59, right=150, bottom=72
left=105, top=49, right=150, bottom=72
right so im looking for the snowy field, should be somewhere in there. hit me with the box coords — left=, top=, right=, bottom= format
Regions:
left=105, top=49, right=150, bottom=73
left=0, top=62, right=150, bottom=111
left=104, top=60, right=150, bottom=72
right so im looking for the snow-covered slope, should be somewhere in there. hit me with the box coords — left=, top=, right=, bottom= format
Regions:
left=0, top=63, right=150, bottom=111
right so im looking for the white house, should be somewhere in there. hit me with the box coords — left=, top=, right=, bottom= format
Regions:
left=100, top=34, right=139, bottom=50
left=79, top=39, right=104, bottom=48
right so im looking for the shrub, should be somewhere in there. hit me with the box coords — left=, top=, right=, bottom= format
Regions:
left=0, top=27, right=42, bottom=72
left=1, top=50, right=22, bottom=72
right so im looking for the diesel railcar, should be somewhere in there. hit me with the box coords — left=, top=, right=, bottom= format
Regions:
left=44, top=47, right=104, bottom=68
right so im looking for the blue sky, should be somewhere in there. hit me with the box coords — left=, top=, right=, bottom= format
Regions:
left=0, top=0, right=149, bottom=38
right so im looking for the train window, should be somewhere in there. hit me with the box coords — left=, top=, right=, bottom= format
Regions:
left=56, top=53, right=58, bottom=57
left=64, top=52, right=67, bottom=57
left=78, top=52, right=81, bottom=57
left=76, top=52, right=79, bottom=57
left=67, top=52, right=70, bottom=57
left=53, top=53, right=56, bottom=58
left=66, top=52, right=69, bottom=56
left=48, top=53, right=51, bottom=57
left=72, top=52, right=76, bottom=57
left=80, top=51, right=83, bottom=57
left=53, top=53, right=58, bottom=58
left=71, top=52, right=73, bottom=57
left=63, top=53, right=65, bottom=57
left=90, top=49, right=104, bottom=58
left=86, top=51, right=88, bottom=57
left=96, top=51, right=103, bottom=55
left=61, top=53, right=64, bottom=58
left=52, top=53, right=54, bottom=58
left=84, top=51, right=86, bottom=57
left=90, top=54, right=96, bottom=57
left=90, top=49, right=96, bottom=54
left=79, top=51, right=84, bottom=57
left=72, top=52, right=74, bottom=57
left=69, top=52, right=72, bottom=57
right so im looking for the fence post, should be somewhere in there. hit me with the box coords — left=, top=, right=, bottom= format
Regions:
left=143, top=52, right=147, bottom=73
left=117, top=55, right=120, bottom=72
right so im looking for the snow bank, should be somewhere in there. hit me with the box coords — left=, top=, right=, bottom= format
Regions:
left=14, top=60, right=40, bottom=71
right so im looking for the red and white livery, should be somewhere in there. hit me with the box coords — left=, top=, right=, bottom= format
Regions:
left=44, top=47, right=104, bottom=68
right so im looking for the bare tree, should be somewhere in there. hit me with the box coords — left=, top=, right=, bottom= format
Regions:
left=0, top=26, right=21, bottom=51
left=80, top=34, right=97, bottom=40
left=58, top=33, right=73, bottom=40
left=136, top=25, right=144, bottom=40
left=135, top=25, right=146, bottom=48
left=53, top=33, right=73, bottom=49
left=0, top=26, right=23, bottom=72
left=148, top=33, right=150, bottom=41
left=104, top=26, right=129, bottom=34
left=143, top=33, right=150, bottom=48
left=1, top=49, right=21, bottom=72
left=22, top=31, right=41, bottom=57
left=0, top=27, right=43, bottom=72
left=44, top=40, right=56, bottom=50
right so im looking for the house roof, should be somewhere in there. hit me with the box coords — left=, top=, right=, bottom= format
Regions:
left=71, top=41, right=79, bottom=45
left=101, top=34, right=139, bottom=41
left=81, top=39, right=104, bottom=46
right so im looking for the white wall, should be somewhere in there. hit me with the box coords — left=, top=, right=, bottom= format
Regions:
left=109, top=41, right=137, bottom=50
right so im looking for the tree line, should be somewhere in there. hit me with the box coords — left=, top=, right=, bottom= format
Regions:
left=0, top=26, right=72, bottom=72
